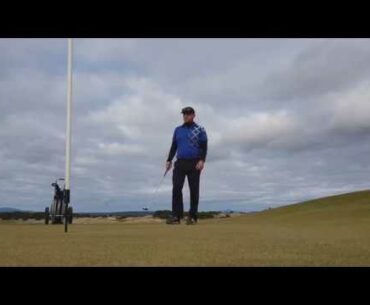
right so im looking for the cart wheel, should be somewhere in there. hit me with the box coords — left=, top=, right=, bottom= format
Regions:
left=45, top=207, right=49, bottom=225
left=51, top=199, right=57, bottom=224
left=64, top=213, right=68, bottom=232
left=64, top=204, right=69, bottom=232
left=68, top=207, right=73, bottom=224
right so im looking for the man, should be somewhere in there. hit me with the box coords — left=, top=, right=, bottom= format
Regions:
left=165, top=106, right=208, bottom=225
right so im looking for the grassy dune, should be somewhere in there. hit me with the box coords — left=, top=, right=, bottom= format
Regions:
left=0, top=190, right=369, bottom=266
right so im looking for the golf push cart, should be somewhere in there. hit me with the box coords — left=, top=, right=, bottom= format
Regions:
left=45, top=178, right=73, bottom=230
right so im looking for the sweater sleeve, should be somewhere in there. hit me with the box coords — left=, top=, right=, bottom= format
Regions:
left=167, top=129, right=177, bottom=162
left=199, top=127, right=208, bottom=162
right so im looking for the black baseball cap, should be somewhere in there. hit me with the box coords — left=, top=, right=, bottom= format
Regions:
left=181, top=106, right=195, bottom=114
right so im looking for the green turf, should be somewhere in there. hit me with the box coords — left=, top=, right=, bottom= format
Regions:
left=0, top=190, right=369, bottom=266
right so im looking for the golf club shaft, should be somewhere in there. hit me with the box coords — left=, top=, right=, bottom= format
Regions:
left=149, top=168, right=169, bottom=208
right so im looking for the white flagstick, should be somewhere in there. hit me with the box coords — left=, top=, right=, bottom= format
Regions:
left=65, top=38, right=73, bottom=203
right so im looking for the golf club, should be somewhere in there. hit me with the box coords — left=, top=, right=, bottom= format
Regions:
left=147, top=167, right=170, bottom=210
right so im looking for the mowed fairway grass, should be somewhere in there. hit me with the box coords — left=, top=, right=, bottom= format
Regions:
left=1, top=190, right=369, bottom=266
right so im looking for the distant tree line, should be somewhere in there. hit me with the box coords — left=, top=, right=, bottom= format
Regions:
left=0, top=212, right=44, bottom=220
left=0, top=210, right=222, bottom=220
left=152, top=210, right=221, bottom=219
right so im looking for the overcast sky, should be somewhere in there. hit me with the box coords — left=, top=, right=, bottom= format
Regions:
left=1, top=38, right=370, bottom=212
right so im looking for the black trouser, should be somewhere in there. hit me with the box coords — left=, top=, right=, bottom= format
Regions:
left=172, top=159, right=201, bottom=220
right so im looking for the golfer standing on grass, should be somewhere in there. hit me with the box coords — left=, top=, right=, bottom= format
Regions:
left=165, top=107, right=208, bottom=225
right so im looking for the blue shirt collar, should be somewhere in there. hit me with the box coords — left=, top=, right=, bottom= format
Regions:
left=182, top=122, right=196, bottom=128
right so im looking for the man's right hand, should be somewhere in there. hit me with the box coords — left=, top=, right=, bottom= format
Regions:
left=166, top=161, right=172, bottom=171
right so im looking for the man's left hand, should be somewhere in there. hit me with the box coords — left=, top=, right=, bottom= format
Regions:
left=196, top=160, right=205, bottom=171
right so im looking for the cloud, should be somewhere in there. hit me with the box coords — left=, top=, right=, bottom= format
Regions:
left=260, top=39, right=370, bottom=101
left=97, top=142, right=145, bottom=157
left=75, top=39, right=137, bottom=62
left=329, top=80, right=370, bottom=133
left=219, top=111, right=298, bottom=148
left=1, top=38, right=370, bottom=212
